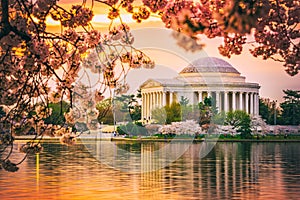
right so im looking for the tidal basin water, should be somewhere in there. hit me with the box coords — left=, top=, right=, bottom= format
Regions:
left=0, top=141, right=300, bottom=199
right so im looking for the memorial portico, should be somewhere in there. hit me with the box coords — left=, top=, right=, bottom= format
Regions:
left=140, top=57, right=260, bottom=122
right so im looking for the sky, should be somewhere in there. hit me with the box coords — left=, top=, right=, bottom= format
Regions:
left=50, top=0, right=299, bottom=103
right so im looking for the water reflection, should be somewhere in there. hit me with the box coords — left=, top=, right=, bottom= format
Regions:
left=0, top=142, right=299, bottom=199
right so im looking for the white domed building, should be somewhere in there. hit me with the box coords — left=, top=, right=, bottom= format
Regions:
left=140, top=57, right=260, bottom=122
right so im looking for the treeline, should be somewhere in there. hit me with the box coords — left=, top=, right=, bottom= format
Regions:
left=260, top=90, right=300, bottom=125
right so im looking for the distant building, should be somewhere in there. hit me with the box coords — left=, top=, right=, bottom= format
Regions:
left=140, top=57, right=260, bottom=122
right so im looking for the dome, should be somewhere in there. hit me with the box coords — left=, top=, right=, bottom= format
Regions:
left=180, top=57, right=240, bottom=74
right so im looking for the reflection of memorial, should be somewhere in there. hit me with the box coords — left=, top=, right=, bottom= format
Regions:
left=140, top=144, right=163, bottom=199
left=77, top=140, right=299, bottom=199
left=138, top=142, right=294, bottom=199
left=3, top=142, right=300, bottom=199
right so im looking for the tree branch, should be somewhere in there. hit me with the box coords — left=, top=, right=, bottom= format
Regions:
left=0, top=0, right=10, bottom=39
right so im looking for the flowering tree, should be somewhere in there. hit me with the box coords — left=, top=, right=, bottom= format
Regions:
left=143, top=0, right=299, bottom=76
left=158, top=120, right=203, bottom=136
left=0, top=0, right=154, bottom=172
left=0, top=0, right=299, bottom=172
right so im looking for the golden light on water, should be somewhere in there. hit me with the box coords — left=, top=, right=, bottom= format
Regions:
left=36, top=153, right=40, bottom=191
left=0, top=142, right=299, bottom=199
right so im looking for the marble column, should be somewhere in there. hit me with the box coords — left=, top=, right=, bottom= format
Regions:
left=153, top=92, right=156, bottom=108
left=149, top=93, right=151, bottom=118
left=199, top=91, right=202, bottom=103
left=141, top=93, right=145, bottom=120
left=162, top=92, right=166, bottom=106
left=208, top=91, right=212, bottom=98
left=144, top=93, right=147, bottom=120
left=224, top=92, right=228, bottom=112
left=157, top=92, right=161, bottom=108
left=255, top=93, right=259, bottom=115
left=253, top=93, right=256, bottom=115
left=169, top=92, right=173, bottom=105
left=245, top=92, right=249, bottom=114
left=152, top=92, right=155, bottom=110
left=159, top=92, right=161, bottom=106
left=153, top=92, right=158, bottom=109
left=173, top=92, right=176, bottom=104
left=145, top=93, right=148, bottom=118
left=239, top=92, right=243, bottom=111
left=161, top=92, right=163, bottom=107
left=257, top=94, right=260, bottom=115
left=232, top=92, right=236, bottom=111
left=216, top=92, right=220, bottom=110
left=250, top=92, right=254, bottom=115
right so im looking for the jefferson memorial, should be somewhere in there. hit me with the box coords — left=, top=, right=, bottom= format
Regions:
left=140, top=57, right=260, bottom=122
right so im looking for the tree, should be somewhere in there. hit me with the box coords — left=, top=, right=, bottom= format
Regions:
left=212, top=111, right=226, bottom=125
left=198, top=97, right=218, bottom=127
left=165, top=102, right=182, bottom=124
left=44, top=101, right=70, bottom=125
left=129, top=90, right=142, bottom=122
left=259, top=98, right=279, bottom=125
left=151, top=102, right=181, bottom=124
left=179, top=96, right=199, bottom=121
left=96, top=98, right=114, bottom=125
left=96, top=92, right=142, bottom=125
left=0, top=0, right=154, bottom=171
left=145, top=0, right=299, bottom=76
left=115, top=95, right=133, bottom=122
left=151, top=107, right=167, bottom=124
left=279, top=90, right=300, bottom=125
left=179, top=96, right=189, bottom=106
left=115, top=92, right=142, bottom=122
left=129, top=105, right=142, bottom=122
left=1, top=0, right=299, bottom=172
left=0, top=106, right=5, bottom=119
left=117, top=122, right=148, bottom=136
left=225, top=110, right=252, bottom=139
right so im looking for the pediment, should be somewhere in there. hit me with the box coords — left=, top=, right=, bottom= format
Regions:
left=140, top=79, right=163, bottom=89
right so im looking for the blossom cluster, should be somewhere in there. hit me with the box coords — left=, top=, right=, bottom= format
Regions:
left=140, top=0, right=299, bottom=76
left=59, top=132, right=77, bottom=146
left=158, top=120, right=203, bottom=135
left=0, top=0, right=154, bottom=172
left=81, top=24, right=154, bottom=92
left=19, top=143, right=43, bottom=154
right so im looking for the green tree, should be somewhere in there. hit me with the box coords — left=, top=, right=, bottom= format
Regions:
left=151, top=102, right=181, bottom=124
left=259, top=98, right=272, bottom=124
left=165, top=102, right=182, bottom=124
left=129, top=105, right=141, bottom=122
left=212, top=111, right=226, bottom=125
left=96, top=99, right=114, bottom=125
left=115, top=95, right=133, bottom=121
left=225, top=110, right=252, bottom=139
left=151, top=107, right=167, bottom=124
left=128, top=90, right=142, bottom=122
left=117, top=122, right=147, bottom=136
left=179, top=96, right=189, bottom=106
left=198, top=97, right=218, bottom=126
left=279, top=90, right=300, bottom=125
left=179, top=97, right=199, bottom=121
left=115, top=92, right=142, bottom=122
left=44, top=101, right=70, bottom=125
left=259, top=98, right=280, bottom=125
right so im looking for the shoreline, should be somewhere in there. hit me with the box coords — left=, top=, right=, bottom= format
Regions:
left=13, top=135, right=300, bottom=143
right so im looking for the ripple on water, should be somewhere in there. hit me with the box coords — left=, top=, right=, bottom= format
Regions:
left=0, top=142, right=299, bottom=199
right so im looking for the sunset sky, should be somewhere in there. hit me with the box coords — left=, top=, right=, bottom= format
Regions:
left=50, top=0, right=299, bottom=103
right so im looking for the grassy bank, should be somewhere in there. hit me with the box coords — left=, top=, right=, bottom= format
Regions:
left=14, top=134, right=300, bottom=143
